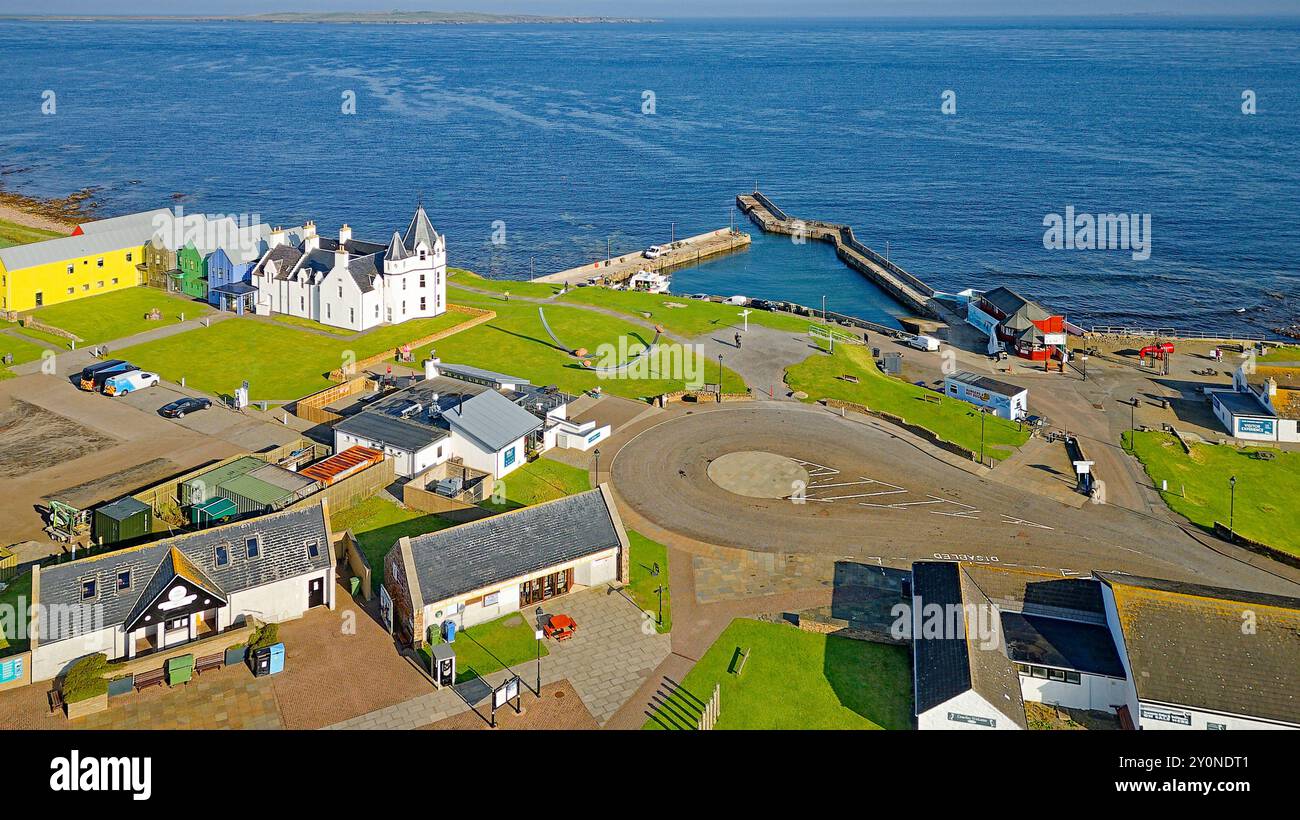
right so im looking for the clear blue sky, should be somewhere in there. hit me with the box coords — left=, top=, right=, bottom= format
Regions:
left=0, top=1, right=1291, bottom=18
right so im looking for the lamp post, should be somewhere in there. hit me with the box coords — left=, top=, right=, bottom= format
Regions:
left=534, top=606, right=544, bottom=696
left=655, top=585, right=665, bottom=626
left=1129, top=396, right=1139, bottom=449
left=822, top=295, right=828, bottom=323
left=593, top=447, right=601, bottom=484
left=1080, top=355, right=1088, bottom=382
left=1228, top=475, right=1237, bottom=539
left=670, top=222, right=676, bottom=245
left=980, top=407, right=988, bottom=466
left=718, top=354, right=724, bottom=393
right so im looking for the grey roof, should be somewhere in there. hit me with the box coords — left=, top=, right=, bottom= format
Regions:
left=910, top=561, right=1027, bottom=727
left=981, top=286, right=1053, bottom=321
left=38, top=503, right=331, bottom=644
left=961, top=564, right=1107, bottom=624
left=1000, top=612, right=1126, bottom=677
left=123, top=546, right=227, bottom=633
left=335, top=411, right=448, bottom=452
left=347, top=253, right=383, bottom=293
left=1098, top=572, right=1300, bottom=725
left=95, top=496, right=151, bottom=522
left=403, top=489, right=621, bottom=605
left=386, top=231, right=411, bottom=262
left=442, top=389, right=542, bottom=452
left=75, top=208, right=173, bottom=238
left=255, top=244, right=305, bottom=280
left=1213, top=390, right=1274, bottom=418
left=0, top=226, right=146, bottom=270
left=402, top=205, right=440, bottom=251
left=948, top=371, right=1025, bottom=397
left=319, top=236, right=387, bottom=257
left=438, top=363, right=530, bottom=386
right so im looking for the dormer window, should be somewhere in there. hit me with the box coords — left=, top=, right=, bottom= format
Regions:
left=419, top=250, right=427, bottom=260
left=215, top=544, right=229, bottom=567
left=306, top=541, right=320, bottom=559
left=117, top=570, right=131, bottom=591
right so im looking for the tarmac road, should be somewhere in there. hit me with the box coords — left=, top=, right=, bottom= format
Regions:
left=609, top=402, right=1300, bottom=597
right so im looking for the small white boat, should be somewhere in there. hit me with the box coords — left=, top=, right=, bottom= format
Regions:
left=626, top=269, right=671, bottom=294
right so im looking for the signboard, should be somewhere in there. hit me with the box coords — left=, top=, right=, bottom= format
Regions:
left=947, top=712, right=996, bottom=727
left=493, top=675, right=521, bottom=709
left=1073, top=460, right=1094, bottom=475
left=0, top=656, right=23, bottom=685
left=1237, top=417, right=1276, bottom=436
left=1043, top=333, right=1068, bottom=346
left=1139, top=706, right=1192, bottom=726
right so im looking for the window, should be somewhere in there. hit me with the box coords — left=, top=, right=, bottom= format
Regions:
left=1031, top=666, right=1048, bottom=679
left=246, top=536, right=260, bottom=559
left=165, top=616, right=188, bottom=631
left=82, top=284, right=90, bottom=291
left=338, top=286, right=342, bottom=298
left=125, top=252, right=132, bottom=262
left=66, top=264, right=74, bottom=274
left=326, top=304, right=330, bottom=318
left=402, top=278, right=407, bottom=290
left=111, top=278, right=118, bottom=285
left=97, top=258, right=104, bottom=267
left=420, top=297, right=427, bottom=311
left=81, top=579, right=97, bottom=600
left=350, top=308, right=354, bottom=324
left=306, top=541, right=320, bottom=559
left=67, top=287, right=74, bottom=295
left=215, top=544, right=229, bottom=567
left=1018, top=664, right=1082, bottom=685
left=96, top=281, right=104, bottom=288
left=436, top=445, right=443, bottom=458
left=419, top=274, right=426, bottom=288
left=484, top=591, right=500, bottom=607
left=1048, top=668, right=1066, bottom=682
left=117, top=570, right=131, bottom=591
left=1207, top=722, right=1227, bottom=730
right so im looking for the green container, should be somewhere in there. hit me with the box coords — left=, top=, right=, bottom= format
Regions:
left=349, top=576, right=361, bottom=596
left=166, top=655, right=194, bottom=686
left=93, top=497, right=152, bottom=546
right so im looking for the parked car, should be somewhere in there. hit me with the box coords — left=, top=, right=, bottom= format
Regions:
left=643, top=245, right=665, bottom=259
left=159, top=396, right=213, bottom=418
left=102, top=370, right=161, bottom=396
left=723, top=295, right=750, bottom=306
left=79, top=360, right=134, bottom=391
left=747, top=299, right=772, bottom=311
left=906, top=335, right=942, bottom=352
left=690, top=293, right=711, bottom=301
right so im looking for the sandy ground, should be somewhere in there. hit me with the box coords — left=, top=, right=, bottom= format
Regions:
left=0, top=194, right=81, bottom=233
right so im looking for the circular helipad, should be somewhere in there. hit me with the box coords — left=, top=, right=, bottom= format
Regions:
left=706, top=451, right=809, bottom=499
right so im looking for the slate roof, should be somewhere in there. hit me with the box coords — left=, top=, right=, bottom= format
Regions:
left=38, top=503, right=331, bottom=644
left=254, top=244, right=305, bottom=280
left=347, top=253, right=384, bottom=293
left=334, top=411, right=448, bottom=452
left=911, top=561, right=1027, bottom=727
left=386, top=231, right=411, bottom=262
left=123, top=547, right=228, bottom=632
left=1000, top=612, right=1126, bottom=677
left=403, top=205, right=440, bottom=251
left=441, top=389, right=543, bottom=452
left=1098, top=573, right=1300, bottom=725
left=981, top=286, right=1053, bottom=322
left=947, top=371, right=1026, bottom=398
left=402, top=488, right=622, bottom=605
left=961, top=564, right=1107, bottom=624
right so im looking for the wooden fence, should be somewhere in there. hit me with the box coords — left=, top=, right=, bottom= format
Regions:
left=326, top=305, right=496, bottom=382
left=698, top=683, right=721, bottom=730
left=292, top=377, right=372, bottom=425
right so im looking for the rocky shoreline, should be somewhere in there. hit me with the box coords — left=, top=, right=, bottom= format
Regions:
left=0, top=176, right=98, bottom=233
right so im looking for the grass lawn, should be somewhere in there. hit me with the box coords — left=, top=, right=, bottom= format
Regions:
left=644, top=618, right=913, bottom=730
left=0, top=571, right=34, bottom=656
left=558, top=285, right=809, bottom=338
left=426, top=288, right=748, bottom=399
left=626, top=529, right=670, bottom=633
left=419, top=611, right=549, bottom=684
left=0, top=217, right=63, bottom=249
left=1259, top=345, right=1300, bottom=363
left=328, top=496, right=454, bottom=584
left=785, top=344, right=1030, bottom=461
left=115, top=311, right=468, bottom=400
left=481, top=457, right=591, bottom=513
left=272, top=313, right=356, bottom=336
left=449, top=268, right=564, bottom=299
left=29, top=287, right=212, bottom=345
left=0, top=328, right=51, bottom=374
left=1126, top=430, right=1300, bottom=557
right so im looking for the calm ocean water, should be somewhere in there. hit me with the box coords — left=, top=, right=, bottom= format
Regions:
left=1, top=17, right=1297, bottom=330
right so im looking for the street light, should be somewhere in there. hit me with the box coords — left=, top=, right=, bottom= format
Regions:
left=535, top=605, right=544, bottom=696
left=1228, top=475, right=1237, bottom=539
left=979, top=407, right=988, bottom=465
left=593, top=448, right=602, bottom=484
left=1080, top=355, right=1088, bottom=382
left=718, top=354, right=724, bottom=394
left=655, top=585, right=665, bottom=626
left=1129, top=396, right=1139, bottom=449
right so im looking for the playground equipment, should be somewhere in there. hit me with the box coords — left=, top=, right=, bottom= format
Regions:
left=537, top=307, right=663, bottom=373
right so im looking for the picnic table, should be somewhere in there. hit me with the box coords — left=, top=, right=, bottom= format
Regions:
left=543, top=614, right=577, bottom=641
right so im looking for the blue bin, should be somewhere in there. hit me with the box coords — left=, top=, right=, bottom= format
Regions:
left=442, top=620, right=457, bottom=644
left=268, top=643, right=285, bottom=675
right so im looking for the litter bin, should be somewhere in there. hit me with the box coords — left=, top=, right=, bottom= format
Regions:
left=250, top=643, right=285, bottom=677
left=441, top=619, right=457, bottom=644
left=349, top=576, right=361, bottom=596
left=167, top=654, right=194, bottom=687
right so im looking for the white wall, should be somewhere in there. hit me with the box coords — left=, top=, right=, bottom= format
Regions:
left=227, top=567, right=334, bottom=624
left=449, top=428, right=526, bottom=478
left=1019, top=670, right=1128, bottom=712
left=917, top=689, right=1022, bottom=730
left=32, top=626, right=118, bottom=682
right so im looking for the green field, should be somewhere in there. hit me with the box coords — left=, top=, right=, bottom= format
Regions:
left=419, top=610, right=548, bottom=684
left=1126, top=430, right=1300, bottom=557
left=426, top=288, right=748, bottom=399
left=449, top=268, right=563, bottom=299
left=785, top=344, right=1030, bottom=461
left=1259, top=345, right=1300, bottom=363
left=0, top=327, right=52, bottom=376
left=330, top=496, right=454, bottom=585
left=116, top=311, right=468, bottom=400
left=482, top=457, right=591, bottom=513
left=644, top=618, right=913, bottom=730
left=558, top=285, right=808, bottom=338
left=0, top=572, right=34, bottom=656
left=30, top=287, right=212, bottom=345
left=626, top=530, right=671, bottom=633
left=0, top=217, right=63, bottom=249
left=271, top=313, right=356, bottom=336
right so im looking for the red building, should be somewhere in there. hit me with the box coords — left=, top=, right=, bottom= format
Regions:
left=968, top=286, right=1067, bottom=362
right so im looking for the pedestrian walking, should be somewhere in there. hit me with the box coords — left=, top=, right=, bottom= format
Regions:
left=734, top=332, right=742, bottom=348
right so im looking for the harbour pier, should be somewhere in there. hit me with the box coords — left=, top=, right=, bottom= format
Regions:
left=737, top=191, right=941, bottom=320
left=534, top=227, right=751, bottom=286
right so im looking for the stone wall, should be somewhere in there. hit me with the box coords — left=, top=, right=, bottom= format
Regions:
left=823, top=398, right=978, bottom=462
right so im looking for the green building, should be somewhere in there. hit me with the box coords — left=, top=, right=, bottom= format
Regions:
left=174, top=243, right=209, bottom=299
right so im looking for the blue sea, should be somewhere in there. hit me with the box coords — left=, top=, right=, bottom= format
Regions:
left=1, top=17, right=1297, bottom=331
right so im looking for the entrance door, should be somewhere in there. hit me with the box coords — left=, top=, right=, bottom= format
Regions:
left=308, top=577, right=326, bottom=608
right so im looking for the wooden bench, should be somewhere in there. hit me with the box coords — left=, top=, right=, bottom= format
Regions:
left=47, top=688, right=64, bottom=714
left=729, top=646, right=751, bottom=676
left=133, top=668, right=165, bottom=693
left=195, top=653, right=223, bottom=675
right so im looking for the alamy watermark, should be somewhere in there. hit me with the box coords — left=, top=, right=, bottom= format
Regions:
left=1043, top=206, right=1151, bottom=261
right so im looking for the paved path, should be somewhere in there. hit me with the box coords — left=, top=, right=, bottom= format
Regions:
left=9, top=311, right=236, bottom=378
left=324, top=586, right=670, bottom=729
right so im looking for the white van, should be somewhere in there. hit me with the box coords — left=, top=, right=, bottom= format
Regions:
left=103, top=370, right=161, bottom=396
left=723, top=295, right=750, bottom=306
left=907, top=335, right=941, bottom=352
left=643, top=245, right=665, bottom=259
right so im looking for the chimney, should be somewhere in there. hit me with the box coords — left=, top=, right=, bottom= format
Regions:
left=269, top=226, right=285, bottom=247
left=302, top=220, right=317, bottom=239
left=334, top=242, right=349, bottom=268
left=423, top=357, right=441, bottom=380
left=304, top=233, right=320, bottom=253
left=339, top=224, right=352, bottom=245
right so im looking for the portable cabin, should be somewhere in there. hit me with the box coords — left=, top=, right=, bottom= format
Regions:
left=191, top=496, right=239, bottom=528
left=180, top=456, right=266, bottom=506
left=92, top=496, right=153, bottom=546
left=214, top=464, right=317, bottom=515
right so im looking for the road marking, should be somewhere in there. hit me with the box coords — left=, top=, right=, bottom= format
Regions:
left=999, top=514, right=1055, bottom=531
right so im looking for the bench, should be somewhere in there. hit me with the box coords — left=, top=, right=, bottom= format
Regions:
left=47, top=688, right=65, bottom=714
left=729, top=646, right=751, bottom=676
left=133, top=668, right=165, bottom=693
left=195, top=653, right=223, bottom=675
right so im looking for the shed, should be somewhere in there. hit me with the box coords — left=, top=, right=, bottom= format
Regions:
left=191, top=496, right=239, bottom=528
left=299, top=446, right=384, bottom=486
left=93, top=497, right=153, bottom=546
left=215, top=464, right=317, bottom=515
left=180, top=456, right=265, bottom=505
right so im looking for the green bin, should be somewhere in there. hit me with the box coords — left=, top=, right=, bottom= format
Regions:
left=166, top=654, right=194, bottom=686
left=349, top=576, right=361, bottom=596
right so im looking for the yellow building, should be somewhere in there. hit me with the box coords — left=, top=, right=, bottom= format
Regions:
left=0, top=209, right=172, bottom=312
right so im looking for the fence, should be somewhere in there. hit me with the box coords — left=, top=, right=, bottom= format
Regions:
left=292, top=377, right=373, bottom=425
left=326, top=305, right=496, bottom=382
left=1088, top=326, right=1281, bottom=344
left=288, top=456, right=395, bottom=515
left=698, top=683, right=721, bottom=730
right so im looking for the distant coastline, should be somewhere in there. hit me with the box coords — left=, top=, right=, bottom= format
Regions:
left=0, top=11, right=658, bottom=25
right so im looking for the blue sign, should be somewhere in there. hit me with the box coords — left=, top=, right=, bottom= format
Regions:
left=0, top=657, right=24, bottom=685
left=503, top=447, right=516, bottom=467
left=587, top=430, right=603, bottom=444
left=1237, top=417, right=1275, bottom=436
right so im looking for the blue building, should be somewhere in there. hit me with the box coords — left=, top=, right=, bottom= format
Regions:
left=206, top=224, right=271, bottom=315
